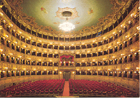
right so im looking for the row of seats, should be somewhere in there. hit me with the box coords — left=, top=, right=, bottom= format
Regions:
left=0, top=79, right=65, bottom=97
left=69, top=79, right=138, bottom=97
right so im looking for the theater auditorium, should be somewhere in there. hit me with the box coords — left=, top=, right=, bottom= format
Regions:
left=0, top=0, right=139, bottom=97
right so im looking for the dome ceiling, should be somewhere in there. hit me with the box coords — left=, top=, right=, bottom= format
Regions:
left=20, top=0, right=113, bottom=31
left=5, top=0, right=129, bottom=35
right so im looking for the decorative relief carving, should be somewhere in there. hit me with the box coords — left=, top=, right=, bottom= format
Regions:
left=4, top=0, right=133, bottom=36
left=56, top=7, right=79, bottom=20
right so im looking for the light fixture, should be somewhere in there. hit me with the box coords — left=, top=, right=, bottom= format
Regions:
left=59, top=22, right=75, bottom=31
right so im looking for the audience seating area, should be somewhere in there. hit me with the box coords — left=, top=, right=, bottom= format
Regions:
left=0, top=79, right=65, bottom=97
left=0, top=79, right=139, bottom=97
left=69, top=79, right=138, bottom=97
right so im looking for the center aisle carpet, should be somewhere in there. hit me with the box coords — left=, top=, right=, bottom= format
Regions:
left=62, top=81, right=69, bottom=96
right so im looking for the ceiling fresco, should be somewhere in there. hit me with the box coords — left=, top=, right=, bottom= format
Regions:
left=19, top=0, right=113, bottom=31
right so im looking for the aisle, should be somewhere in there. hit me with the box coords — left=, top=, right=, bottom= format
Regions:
left=62, top=81, right=69, bottom=96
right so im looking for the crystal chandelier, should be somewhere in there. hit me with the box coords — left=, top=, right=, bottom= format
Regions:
left=59, top=22, right=75, bottom=31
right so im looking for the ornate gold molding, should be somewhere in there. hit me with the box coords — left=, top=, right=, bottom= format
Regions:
left=3, top=0, right=135, bottom=37
left=56, top=7, right=79, bottom=20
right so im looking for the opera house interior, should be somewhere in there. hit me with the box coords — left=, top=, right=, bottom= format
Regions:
left=0, top=0, right=139, bottom=97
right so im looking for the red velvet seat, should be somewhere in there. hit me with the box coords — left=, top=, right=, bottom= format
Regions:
left=0, top=79, right=65, bottom=97
left=35, top=90, right=40, bottom=94
left=45, top=90, right=49, bottom=94
left=49, top=89, right=53, bottom=94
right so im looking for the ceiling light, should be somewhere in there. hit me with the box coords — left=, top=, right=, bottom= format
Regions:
left=0, top=12, right=3, bottom=16
left=59, top=22, right=75, bottom=31
left=136, top=26, right=140, bottom=30
left=130, top=13, right=134, bottom=17
left=0, top=49, right=3, bottom=52
left=128, top=21, right=131, bottom=24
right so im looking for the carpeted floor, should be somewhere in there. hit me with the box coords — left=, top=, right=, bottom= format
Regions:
left=62, top=81, right=69, bottom=96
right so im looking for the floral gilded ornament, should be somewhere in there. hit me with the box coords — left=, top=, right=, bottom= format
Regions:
left=41, top=7, right=48, bottom=14
left=5, top=0, right=132, bottom=35
left=56, top=7, right=79, bottom=20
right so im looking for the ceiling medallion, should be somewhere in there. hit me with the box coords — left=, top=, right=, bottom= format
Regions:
left=56, top=7, right=79, bottom=20
left=59, top=22, right=75, bottom=31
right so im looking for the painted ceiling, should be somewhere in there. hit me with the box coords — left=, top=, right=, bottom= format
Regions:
left=19, top=0, right=114, bottom=31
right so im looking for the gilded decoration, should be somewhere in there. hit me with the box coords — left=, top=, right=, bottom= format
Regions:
left=3, top=0, right=133, bottom=36
left=41, top=7, right=48, bottom=14
left=88, top=8, right=94, bottom=15
left=55, top=7, right=79, bottom=20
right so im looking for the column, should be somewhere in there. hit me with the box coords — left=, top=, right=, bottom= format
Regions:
left=132, top=54, right=135, bottom=61
left=107, top=71, right=109, bottom=76
left=0, top=70, right=1, bottom=78
left=96, top=61, right=98, bottom=66
left=122, top=71, right=124, bottom=77
left=52, top=71, right=54, bottom=75
left=102, top=51, right=104, bottom=55
left=108, top=49, right=110, bottom=54
left=102, top=61, right=105, bottom=66
left=116, top=59, right=119, bottom=64
left=85, top=71, right=87, bottom=75
left=132, top=71, right=135, bottom=79
left=64, top=61, right=66, bottom=66
left=90, top=71, right=93, bottom=75
left=122, top=58, right=124, bottom=63
left=29, top=71, right=31, bottom=76
left=3, top=70, right=7, bottom=77
left=102, top=71, right=104, bottom=76
left=2, top=54, right=5, bottom=62
left=0, top=54, right=1, bottom=62
left=47, top=71, right=48, bottom=75
left=14, top=71, right=16, bottom=76
left=9, top=56, right=11, bottom=63
left=35, top=61, right=37, bottom=66
left=64, top=46, right=65, bottom=50
left=14, top=58, right=16, bottom=64
left=113, top=71, right=115, bottom=77
left=53, top=54, right=54, bottom=58
left=127, top=40, right=129, bottom=46
left=47, top=44, right=49, bottom=50
left=4, top=39, right=6, bottom=45
left=41, top=71, right=43, bottom=75
left=35, top=71, right=37, bottom=75
left=58, top=46, right=59, bottom=50
left=9, top=42, right=11, bottom=48
left=24, top=71, right=26, bottom=76
left=19, top=71, right=21, bottom=76
left=127, top=56, right=129, bottom=62
left=53, top=62, right=54, bottom=66
left=96, top=52, right=98, bottom=56
left=9, top=70, right=11, bottom=77
left=97, top=71, right=98, bottom=75
left=127, top=71, right=130, bottom=78
left=19, top=58, right=21, bottom=64
left=113, top=59, right=115, bottom=65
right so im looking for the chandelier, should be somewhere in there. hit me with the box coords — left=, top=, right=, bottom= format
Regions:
left=59, top=22, right=75, bottom=31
